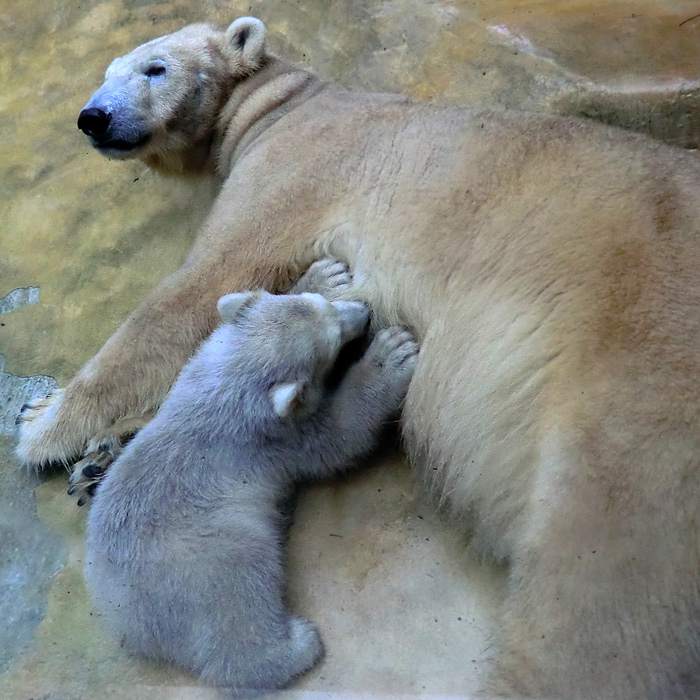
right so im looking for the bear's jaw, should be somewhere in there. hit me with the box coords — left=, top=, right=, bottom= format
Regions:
left=142, top=137, right=218, bottom=177
left=93, top=135, right=152, bottom=159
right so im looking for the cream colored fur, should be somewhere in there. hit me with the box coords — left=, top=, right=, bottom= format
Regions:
left=17, top=17, right=700, bottom=699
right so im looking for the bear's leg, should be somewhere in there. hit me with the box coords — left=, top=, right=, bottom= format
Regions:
left=13, top=170, right=347, bottom=473
left=54, top=257, right=356, bottom=495
left=181, top=525, right=322, bottom=690
left=14, top=254, right=299, bottom=470
left=200, top=615, right=323, bottom=691
left=489, top=424, right=700, bottom=700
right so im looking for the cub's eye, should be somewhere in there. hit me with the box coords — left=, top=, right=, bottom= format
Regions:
left=145, top=64, right=166, bottom=78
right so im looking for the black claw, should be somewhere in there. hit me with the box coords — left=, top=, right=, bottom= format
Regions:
left=67, top=485, right=78, bottom=496
left=15, top=403, right=32, bottom=424
left=82, top=464, right=105, bottom=479
left=77, top=496, right=87, bottom=507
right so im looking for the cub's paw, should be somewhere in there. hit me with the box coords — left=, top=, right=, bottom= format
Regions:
left=15, top=389, right=84, bottom=470
left=67, top=415, right=152, bottom=506
left=291, top=258, right=356, bottom=300
left=364, top=327, right=419, bottom=402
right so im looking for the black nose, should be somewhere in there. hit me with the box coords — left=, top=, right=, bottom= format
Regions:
left=78, top=107, right=111, bottom=137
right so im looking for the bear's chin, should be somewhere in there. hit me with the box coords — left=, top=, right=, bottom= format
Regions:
left=94, top=135, right=151, bottom=158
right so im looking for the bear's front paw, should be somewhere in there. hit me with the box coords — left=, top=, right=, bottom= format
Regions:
left=14, top=389, right=85, bottom=471
left=364, top=326, right=419, bottom=402
left=67, top=415, right=152, bottom=506
left=67, top=451, right=111, bottom=507
left=291, top=258, right=356, bottom=300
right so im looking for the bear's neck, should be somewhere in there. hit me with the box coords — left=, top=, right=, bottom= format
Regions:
left=213, top=56, right=327, bottom=178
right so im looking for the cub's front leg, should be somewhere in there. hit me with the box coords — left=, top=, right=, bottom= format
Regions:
left=295, top=326, right=419, bottom=481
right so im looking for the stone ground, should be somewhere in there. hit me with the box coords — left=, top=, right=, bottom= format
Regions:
left=2, top=1, right=700, bottom=698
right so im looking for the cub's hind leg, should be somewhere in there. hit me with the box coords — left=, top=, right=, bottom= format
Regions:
left=199, top=615, right=323, bottom=692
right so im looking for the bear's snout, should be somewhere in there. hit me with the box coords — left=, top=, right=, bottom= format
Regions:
left=78, top=107, right=111, bottom=139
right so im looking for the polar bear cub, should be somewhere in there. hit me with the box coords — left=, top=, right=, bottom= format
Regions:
left=84, top=261, right=418, bottom=691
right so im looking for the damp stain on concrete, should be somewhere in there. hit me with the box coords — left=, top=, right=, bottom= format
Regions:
left=0, top=438, right=66, bottom=678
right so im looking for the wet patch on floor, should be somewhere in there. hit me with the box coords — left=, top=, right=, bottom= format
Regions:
left=0, top=438, right=65, bottom=676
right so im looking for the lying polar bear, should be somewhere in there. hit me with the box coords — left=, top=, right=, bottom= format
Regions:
left=16, top=16, right=700, bottom=700
left=85, top=260, right=418, bottom=691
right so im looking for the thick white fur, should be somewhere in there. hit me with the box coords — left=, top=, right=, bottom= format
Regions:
left=17, top=17, right=700, bottom=699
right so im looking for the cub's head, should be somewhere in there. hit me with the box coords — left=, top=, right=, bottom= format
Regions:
left=77, top=17, right=266, bottom=174
left=217, top=291, right=370, bottom=419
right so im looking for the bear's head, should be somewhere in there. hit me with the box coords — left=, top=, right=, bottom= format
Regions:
left=77, top=17, right=266, bottom=174
left=216, top=291, right=370, bottom=419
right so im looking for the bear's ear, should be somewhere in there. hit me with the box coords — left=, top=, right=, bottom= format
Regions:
left=224, top=17, right=266, bottom=73
left=217, top=291, right=258, bottom=324
left=269, top=381, right=307, bottom=418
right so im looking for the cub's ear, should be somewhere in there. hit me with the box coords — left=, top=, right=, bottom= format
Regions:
left=269, top=381, right=307, bottom=418
left=225, top=17, right=266, bottom=73
left=217, top=291, right=258, bottom=324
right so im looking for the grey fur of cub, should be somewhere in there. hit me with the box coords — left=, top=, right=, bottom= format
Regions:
left=84, top=262, right=418, bottom=691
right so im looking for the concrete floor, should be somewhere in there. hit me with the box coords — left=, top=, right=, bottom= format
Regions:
left=2, top=1, right=700, bottom=698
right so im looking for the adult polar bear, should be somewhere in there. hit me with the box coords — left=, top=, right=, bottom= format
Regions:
left=16, top=16, right=700, bottom=699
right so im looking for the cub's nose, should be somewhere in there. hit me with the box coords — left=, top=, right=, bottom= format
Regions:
left=78, top=107, right=111, bottom=137
left=333, top=301, right=370, bottom=343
